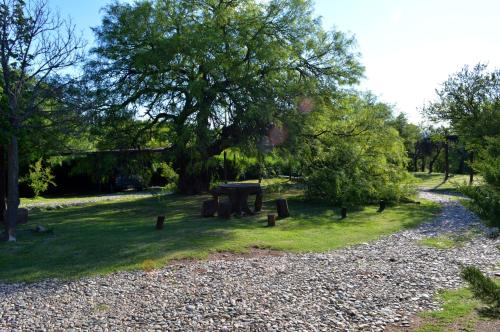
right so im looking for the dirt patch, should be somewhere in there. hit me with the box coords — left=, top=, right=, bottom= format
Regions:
left=169, top=247, right=286, bottom=268
left=386, top=313, right=500, bottom=332
left=385, top=315, right=425, bottom=332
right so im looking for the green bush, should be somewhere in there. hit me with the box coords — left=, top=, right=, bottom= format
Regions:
left=460, top=266, right=500, bottom=316
left=155, top=161, right=178, bottom=190
left=459, top=184, right=500, bottom=226
left=302, top=137, right=415, bottom=207
left=22, top=158, right=56, bottom=197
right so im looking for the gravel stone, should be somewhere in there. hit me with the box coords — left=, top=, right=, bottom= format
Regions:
left=1, top=190, right=499, bottom=331
left=20, top=190, right=168, bottom=211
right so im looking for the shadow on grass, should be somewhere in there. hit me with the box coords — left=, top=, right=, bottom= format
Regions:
left=477, top=307, right=500, bottom=319
left=0, top=192, right=439, bottom=283
left=1, top=194, right=242, bottom=282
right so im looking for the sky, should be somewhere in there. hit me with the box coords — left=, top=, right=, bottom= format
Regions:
left=49, top=0, right=500, bottom=123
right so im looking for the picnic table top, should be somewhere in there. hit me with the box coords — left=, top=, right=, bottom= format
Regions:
left=218, top=183, right=261, bottom=189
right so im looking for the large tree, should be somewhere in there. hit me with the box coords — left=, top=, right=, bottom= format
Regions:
left=88, top=0, right=363, bottom=193
left=0, top=0, right=84, bottom=241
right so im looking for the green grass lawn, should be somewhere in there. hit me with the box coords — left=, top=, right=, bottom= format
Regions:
left=413, top=172, right=477, bottom=192
left=416, top=283, right=500, bottom=332
left=0, top=189, right=439, bottom=283
left=419, top=233, right=474, bottom=249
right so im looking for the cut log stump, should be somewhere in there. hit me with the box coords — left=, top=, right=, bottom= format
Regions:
left=276, top=198, right=289, bottom=218
left=17, top=208, right=28, bottom=225
left=2, top=208, right=28, bottom=226
left=377, top=200, right=386, bottom=213
left=340, top=207, right=347, bottom=219
left=156, top=216, right=165, bottom=230
left=217, top=201, right=232, bottom=219
left=201, top=199, right=218, bottom=217
left=267, top=214, right=276, bottom=227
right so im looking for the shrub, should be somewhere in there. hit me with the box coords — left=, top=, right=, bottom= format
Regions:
left=459, top=184, right=500, bottom=226
left=302, top=139, right=416, bottom=207
left=22, top=158, right=56, bottom=197
left=156, top=162, right=178, bottom=189
left=460, top=266, right=500, bottom=316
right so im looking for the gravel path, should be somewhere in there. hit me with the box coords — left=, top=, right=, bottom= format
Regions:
left=20, top=190, right=166, bottom=211
left=1, top=191, right=499, bottom=331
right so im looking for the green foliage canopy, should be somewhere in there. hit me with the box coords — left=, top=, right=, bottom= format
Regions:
left=88, top=0, right=363, bottom=192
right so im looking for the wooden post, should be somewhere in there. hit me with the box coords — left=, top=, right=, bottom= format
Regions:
left=276, top=198, right=289, bottom=218
left=469, top=151, right=474, bottom=185
left=258, top=151, right=263, bottom=184
left=341, top=207, right=347, bottom=219
left=156, top=216, right=165, bottom=230
left=444, top=140, right=449, bottom=181
left=378, top=200, right=386, bottom=213
left=0, top=144, right=5, bottom=233
left=267, top=214, right=276, bottom=227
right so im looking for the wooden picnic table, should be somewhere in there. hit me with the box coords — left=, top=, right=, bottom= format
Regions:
left=212, top=183, right=263, bottom=216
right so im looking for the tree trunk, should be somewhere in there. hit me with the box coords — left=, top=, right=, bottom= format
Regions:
left=6, top=136, right=20, bottom=241
left=258, top=152, right=263, bottom=184
left=444, top=141, right=449, bottom=181
left=468, top=151, right=474, bottom=185
left=176, top=154, right=212, bottom=194
left=428, top=148, right=442, bottom=174
left=223, top=151, right=228, bottom=184
left=413, top=145, right=419, bottom=172
left=420, top=156, right=426, bottom=172
left=0, top=144, right=6, bottom=236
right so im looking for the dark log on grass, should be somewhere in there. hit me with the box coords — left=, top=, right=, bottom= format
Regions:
left=276, top=198, right=289, bottom=218
left=341, top=207, right=347, bottom=219
left=267, top=214, right=276, bottom=227
left=201, top=199, right=218, bottom=217
left=377, top=200, right=386, bottom=213
left=217, top=201, right=232, bottom=219
left=156, top=216, right=165, bottom=230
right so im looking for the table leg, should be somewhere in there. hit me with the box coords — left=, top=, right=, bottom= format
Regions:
left=254, top=192, right=263, bottom=212
left=228, top=189, right=241, bottom=216
left=241, top=192, right=253, bottom=215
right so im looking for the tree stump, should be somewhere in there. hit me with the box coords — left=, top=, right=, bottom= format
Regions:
left=156, top=216, right=165, bottom=230
left=340, top=207, right=347, bottom=219
left=267, top=214, right=276, bottom=227
left=2, top=208, right=28, bottom=226
left=254, top=192, right=263, bottom=212
left=377, top=200, right=386, bottom=213
left=201, top=199, right=218, bottom=217
left=16, top=208, right=28, bottom=225
left=217, top=201, right=232, bottom=219
left=276, top=198, right=289, bottom=218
